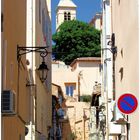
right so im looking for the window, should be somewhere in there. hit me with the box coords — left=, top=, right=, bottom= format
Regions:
left=66, top=85, right=74, bottom=96
left=64, top=12, right=71, bottom=21
left=68, top=12, right=71, bottom=20
left=64, top=12, right=67, bottom=21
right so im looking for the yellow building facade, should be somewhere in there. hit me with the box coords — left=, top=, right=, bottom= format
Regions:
left=2, top=0, right=52, bottom=140
left=2, top=0, right=30, bottom=140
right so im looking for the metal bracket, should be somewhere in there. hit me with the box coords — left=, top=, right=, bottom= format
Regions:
left=17, top=45, right=49, bottom=62
left=101, top=47, right=117, bottom=54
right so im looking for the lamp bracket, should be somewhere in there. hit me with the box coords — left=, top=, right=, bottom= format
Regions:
left=17, top=45, right=49, bottom=61
left=101, top=47, right=117, bottom=54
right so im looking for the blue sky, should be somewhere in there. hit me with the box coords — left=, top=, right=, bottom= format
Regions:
left=51, top=0, right=102, bottom=34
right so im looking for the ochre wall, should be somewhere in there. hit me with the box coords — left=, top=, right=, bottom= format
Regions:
left=2, top=0, right=29, bottom=139
left=3, top=116, right=25, bottom=140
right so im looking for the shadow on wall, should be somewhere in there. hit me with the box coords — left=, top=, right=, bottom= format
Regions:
left=52, top=83, right=92, bottom=140
left=61, top=102, right=77, bottom=140
left=51, top=95, right=75, bottom=140
left=52, top=83, right=75, bottom=140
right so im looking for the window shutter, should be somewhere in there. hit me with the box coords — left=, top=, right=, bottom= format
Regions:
left=66, top=86, right=69, bottom=95
left=70, top=86, right=73, bottom=96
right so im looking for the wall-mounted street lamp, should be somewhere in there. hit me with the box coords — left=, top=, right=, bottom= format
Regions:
left=102, top=33, right=117, bottom=54
left=17, top=45, right=49, bottom=82
left=38, top=59, right=49, bottom=82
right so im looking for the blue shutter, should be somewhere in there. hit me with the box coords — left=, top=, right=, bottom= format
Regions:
left=70, top=86, right=74, bottom=96
left=66, top=86, right=69, bottom=95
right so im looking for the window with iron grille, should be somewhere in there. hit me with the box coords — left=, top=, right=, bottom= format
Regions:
left=64, top=12, right=71, bottom=21
left=64, top=12, right=67, bottom=21
left=68, top=12, right=71, bottom=20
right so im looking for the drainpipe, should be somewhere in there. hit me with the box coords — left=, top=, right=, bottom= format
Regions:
left=104, top=58, right=111, bottom=140
left=102, top=0, right=112, bottom=139
left=78, top=71, right=82, bottom=101
left=102, top=0, right=108, bottom=139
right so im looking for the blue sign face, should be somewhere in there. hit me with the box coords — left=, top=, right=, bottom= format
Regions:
left=117, top=93, right=138, bottom=114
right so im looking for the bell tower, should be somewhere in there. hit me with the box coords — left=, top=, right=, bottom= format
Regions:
left=56, top=0, right=77, bottom=30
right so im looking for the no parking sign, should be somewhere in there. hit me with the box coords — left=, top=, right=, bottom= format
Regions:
left=117, top=93, right=138, bottom=114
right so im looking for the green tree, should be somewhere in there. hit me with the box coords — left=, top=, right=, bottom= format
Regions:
left=52, top=20, right=101, bottom=65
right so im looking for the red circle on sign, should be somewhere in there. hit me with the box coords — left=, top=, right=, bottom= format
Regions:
left=117, top=93, right=138, bottom=114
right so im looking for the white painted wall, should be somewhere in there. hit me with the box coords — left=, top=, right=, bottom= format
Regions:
left=102, top=1, right=113, bottom=139
left=52, top=62, right=77, bottom=99
left=74, top=61, right=101, bottom=96
left=112, top=0, right=139, bottom=139
left=94, top=18, right=102, bottom=30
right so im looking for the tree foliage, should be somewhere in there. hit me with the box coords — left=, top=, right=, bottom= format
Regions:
left=80, top=95, right=92, bottom=102
left=52, top=20, right=101, bottom=65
